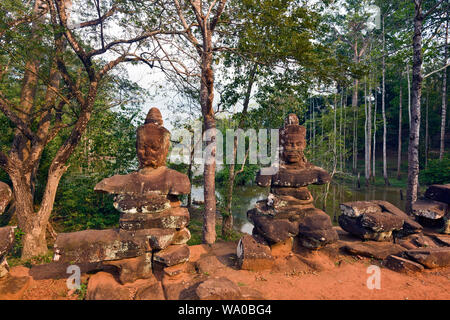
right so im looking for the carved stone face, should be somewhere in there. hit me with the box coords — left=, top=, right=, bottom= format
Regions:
left=280, top=125, right=307, bottom=165
left=136, top=124, right=170, bottom=169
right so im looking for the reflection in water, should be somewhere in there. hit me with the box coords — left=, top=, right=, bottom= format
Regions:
left=191, top=182, right=406, bottom=235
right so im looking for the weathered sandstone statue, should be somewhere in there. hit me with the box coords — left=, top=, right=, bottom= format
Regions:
left=238, top=114, right=338, bottom=271
left=0, top=182, right=14, bottom=278
left=0, top=182, right=12, bottom=215
left=54, top=108, right=192, bottom=283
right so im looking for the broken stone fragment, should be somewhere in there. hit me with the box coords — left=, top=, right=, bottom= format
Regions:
left=53, top=229, right=158, bottom=264
left=0, top=226, right=15, bottom=277
left=360, top=211, right=404, bottom=233
left=237, top=234, right=274, bottom=271
left=339, top=201, right=421, bottom=241
left=0, top=182, right=12, bottom=215
left=256, top=166, right=331, bottom=188
left=338, top=214, right=394, bottom=242
left=0, top=257, right=9, bottom=278
left=248, top=209, right=300, bottom=244
left=443, top=218, right=450, bottom=235
left=297, top=208, right=338, bottom=249
left=147, top=227, right=191, bottom=250
left=341, top=241, right=405, bottom=260
left=424, top=184, right=450, bottom=205
left=163, top=262, right=190, bottom=278
left=404, top=247, right=450, bottom=269
left=268, top=194, right=314, bottom=209
left=0, top=226, right=15, bottom=260
left=0, top=273, right=31, bottom=300
left=371, top=200, right=423, bottom=235
left=340, top=201, right=382, bottom=218
left=94, top=167, right=191, bottom=196
left=86, top=272, right=133, bottom=300
left=119, top=207, right=189, bottom=231
left=270, top=186, right=313, bottom=201
left=385, top=255, right=424, bottom=274
left=113, top=193, right=171, bottom=214
left=171, top=228, right=191, bottom=245
left=153, top=244, right=190, bottom=267
left=196, top=277, right=242, bottom=300
left=103, top=253, right=153, bottom=284
left=412, top=199, right=449, bottom=220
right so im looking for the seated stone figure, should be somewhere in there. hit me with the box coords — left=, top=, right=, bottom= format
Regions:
left=256, top=114, right=331, bottom=188
left=243, top=113, right=338, bottom=253
left=95, top=107, right=190, bottom=214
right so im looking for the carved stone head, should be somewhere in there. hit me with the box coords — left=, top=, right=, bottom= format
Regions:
left=280, top=114, right=307, bottom=165
left=136, top=108, right=170, bottom=169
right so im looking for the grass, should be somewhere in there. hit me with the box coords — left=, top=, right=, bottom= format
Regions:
left=8, top=250, right=54, bottom=268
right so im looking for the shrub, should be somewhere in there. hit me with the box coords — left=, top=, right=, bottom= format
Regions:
left=420, top=155, right=450, bottom=185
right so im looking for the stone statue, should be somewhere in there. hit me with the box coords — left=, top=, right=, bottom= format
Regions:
left=54, top=108, right=192, bottom=281
left=94, top=107, right=190, bottom=214
left=238, top=114, right=338, bottom=270
left=256, top=113, right=331, bottom=188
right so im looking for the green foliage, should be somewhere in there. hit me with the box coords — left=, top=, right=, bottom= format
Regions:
left=420, top=155, right=450, bottom=185
left=76, top=282, right=88, bottom=300
left=9, top=228, right=24, bottom=260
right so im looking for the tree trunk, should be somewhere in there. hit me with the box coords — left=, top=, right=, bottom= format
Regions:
left=222, top=65, right=256, bottom=239
left=340, top=88, right=344, bottom=172
left=382, top=16, right=390, bottom=186
left=425, top=82, right=429, bottom=168
left=406, top=1, right=424, bottom=214
left=9, top=169, right=48, bottom=258
left=201, top=37, right=217, bottom=244
left=397, top=80, right=403, bottom=179
left=440, top=13, right=448, bottom=160
left=364, top=80, right=370, bottom=185
left=407, top=64, right=412, bottom=129
left=352, top=78, right=359, bottom=174
left=373, top=82, right=377, bottom=182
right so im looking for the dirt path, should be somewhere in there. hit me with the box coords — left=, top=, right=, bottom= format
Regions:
left=4, top=240, right=450, bottom=300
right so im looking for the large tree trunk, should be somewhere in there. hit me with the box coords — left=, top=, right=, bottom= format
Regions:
left=352, top=78, right=359, bottom=174
left=373, top=81, right=377, bottom=182
left=397, top=79, right=403, bottom=179
left=364, top=79, right=371, bottom=185
left=440, top=13, right=448, bottom=160
left=406, top=1, right=424, bottom=214
left=407, top=64, right=412, bottom=129
left=382, top=16, right=390, bottom=186
left=201, top=42, right=217, bottom=245
left=425, top=82, right=429, bottom=168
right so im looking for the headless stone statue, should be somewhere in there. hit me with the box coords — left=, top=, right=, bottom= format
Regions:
left=94, top=107, right=191, bottom=214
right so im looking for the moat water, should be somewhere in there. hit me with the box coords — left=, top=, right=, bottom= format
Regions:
left=191, top=182, right=406, bottom=235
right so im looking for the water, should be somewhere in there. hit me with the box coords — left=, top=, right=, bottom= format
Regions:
left=191, top=182, right=406, bottom=235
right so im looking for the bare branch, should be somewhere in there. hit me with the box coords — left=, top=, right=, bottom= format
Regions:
left=78, top=4, right=117, bottom=28
left=210, top=0, right=227, bottom=31
left=0, top=93, right=37, bottom=142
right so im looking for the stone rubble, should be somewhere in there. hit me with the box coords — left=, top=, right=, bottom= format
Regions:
left=412, top=184, right=450, bottom=234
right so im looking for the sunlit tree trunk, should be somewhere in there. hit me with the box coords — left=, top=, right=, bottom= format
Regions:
left=440, top=13, right=448, bottom=160
left=397, top=78, right=403, bottom=180
left=406, top=0, right=424, bottom=214
left=382, top=16, right=390, bottom=186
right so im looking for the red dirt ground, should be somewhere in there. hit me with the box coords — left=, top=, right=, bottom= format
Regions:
left=5, top=239, right=449, bottom=300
